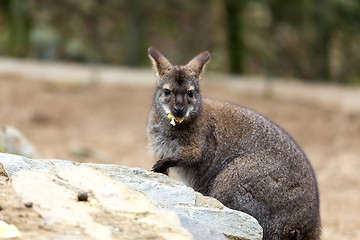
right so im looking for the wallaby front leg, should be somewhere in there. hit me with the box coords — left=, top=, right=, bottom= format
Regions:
left=151, top=159, right=177, bottom=175
left=151, top=138, right=204, bottom=175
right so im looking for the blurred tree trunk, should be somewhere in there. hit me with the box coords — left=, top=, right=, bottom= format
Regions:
left=86, top=0, right=102, bottom=63
left=125, top=0, right=145, bottom=66
left=8, top=0, right=30, bottom=56
left=224, top=0, right=245, bottom=74
left=313, top=0, right=332, bottom=81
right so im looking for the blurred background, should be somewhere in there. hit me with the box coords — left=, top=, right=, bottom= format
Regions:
left=0, top=1, right=360, bottom=240
left=1, top=0, right=360, bottom=84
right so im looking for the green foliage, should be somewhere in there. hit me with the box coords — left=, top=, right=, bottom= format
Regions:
left=0, top=0, right=360, bottom=84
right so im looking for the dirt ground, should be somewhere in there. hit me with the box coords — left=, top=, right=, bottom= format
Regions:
left=0, top=75, right=359, bottom=239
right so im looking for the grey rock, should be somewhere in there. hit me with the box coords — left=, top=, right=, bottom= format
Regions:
left=0, top=126, right=40, bottom=159
left=0, top=153, right=263, bottom=240
left=11, top=166, right=193, bottom=240
left=179, top=206, right=262, bottom=240
left=88, top=163, right=262, bottom=240
left=87, top=163, right=196, bottom=206
left=0, top=153, right=75, bottom=177
left=178, top=214, right=227, bottom=240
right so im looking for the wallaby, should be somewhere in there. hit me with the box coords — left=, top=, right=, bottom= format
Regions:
left=147, top=47, right=321, bottom=240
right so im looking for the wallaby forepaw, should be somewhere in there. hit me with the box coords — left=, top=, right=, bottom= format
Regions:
left=151, top=160, right=169, bottom=175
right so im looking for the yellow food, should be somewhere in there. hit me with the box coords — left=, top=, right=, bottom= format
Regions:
left=0, top=220, right=21, bottom=239
left=167, top=113, right=184, bottom=126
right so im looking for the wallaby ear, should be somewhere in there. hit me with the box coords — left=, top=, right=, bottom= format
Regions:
left=186, top=51, right=210, bottom=79
left=148, top=47, right=172, bottom=78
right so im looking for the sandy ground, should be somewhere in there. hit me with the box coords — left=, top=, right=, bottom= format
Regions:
left=0, top=67, right=359, bottom=239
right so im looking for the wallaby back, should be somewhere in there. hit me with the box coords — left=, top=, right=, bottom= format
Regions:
left=147, top=47, right=321, bottom=240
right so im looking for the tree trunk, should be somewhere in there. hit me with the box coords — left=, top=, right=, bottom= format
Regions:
left=224, top=0, right=244, bottom=74
left=314, top=0, right=331, bottom=81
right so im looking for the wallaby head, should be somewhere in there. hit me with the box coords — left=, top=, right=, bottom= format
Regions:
left=148, top=47, right=210, bottom=125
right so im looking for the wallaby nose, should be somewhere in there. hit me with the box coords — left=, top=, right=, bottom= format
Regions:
left=174, top=105, right=184, bottom=115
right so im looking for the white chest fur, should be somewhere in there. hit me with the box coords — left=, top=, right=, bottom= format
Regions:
left=150, top=126, right=182, bottom=160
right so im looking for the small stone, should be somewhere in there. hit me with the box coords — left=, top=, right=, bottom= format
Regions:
left=77, top=191, right=89, bottom=202
left=24, top=202, right=33, bottom=208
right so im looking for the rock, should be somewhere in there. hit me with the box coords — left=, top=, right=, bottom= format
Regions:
left=178, top=214, right=227, bottom=240
left=12, top=168, right=192, bottom=240
left=3, top=156, right=192, bottom=240
left=0, top=153, right=263, bottom=240
left=88, top=163, right=262, bottom=240
left=0, top=126, right=40, bottom=159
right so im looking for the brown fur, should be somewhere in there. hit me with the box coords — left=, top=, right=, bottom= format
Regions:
left=147, top=47, right=321, bottom=240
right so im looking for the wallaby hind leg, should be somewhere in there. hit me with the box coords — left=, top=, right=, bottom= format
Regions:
left=209, top=155, right=321, bottom=240
left=209, top=156, right=275, bottom=239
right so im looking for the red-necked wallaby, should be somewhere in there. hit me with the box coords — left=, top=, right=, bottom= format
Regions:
left=147, top=47, right=321, bottom=240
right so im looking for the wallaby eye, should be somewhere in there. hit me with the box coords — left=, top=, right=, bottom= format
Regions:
left=187, top=90, right=194, bottom=98
left=163, top=89, right=171, bottom=96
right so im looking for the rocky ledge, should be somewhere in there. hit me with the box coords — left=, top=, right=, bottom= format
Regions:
left=0, top=153, right=262, bottom=240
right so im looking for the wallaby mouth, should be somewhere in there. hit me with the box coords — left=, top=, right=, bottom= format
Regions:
left=167, top=113, right=184, bottom=126
left=172, top=112, right=185, bottom=119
